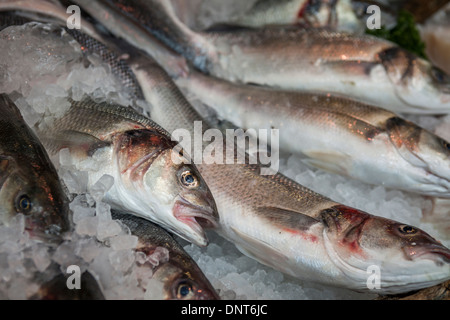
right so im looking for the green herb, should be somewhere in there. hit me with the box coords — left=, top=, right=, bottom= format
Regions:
left=366, top=10, right=427, bottom=59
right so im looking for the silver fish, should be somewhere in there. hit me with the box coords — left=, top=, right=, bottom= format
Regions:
left=175, top=69, right=450, bottom=198
left=0, top=94, right=70, bottom=243
left=36, top=98, right=219, bottom=247
left=90, top=0, right=450, bottom=115
left=127, top=56, right=450, bottom=294
left=112, top=210, right=220, bottom=300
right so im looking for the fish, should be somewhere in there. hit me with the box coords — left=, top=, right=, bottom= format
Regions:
left=30, top=271, right=106, bottom=300
left=86, top=0, right=450, bottom=115
left=202, top=0, right=362, bottom=33
left=36, top=97, right=219, bottom=247
left=125, top=56, right=450, bottom=294
left=111, top=210, right=220, bottom=300
left=0, top=94, right=70, bottom=243
left=175, top=68, right=450, bottom=198
left=0, top=0, right=106, bottom=43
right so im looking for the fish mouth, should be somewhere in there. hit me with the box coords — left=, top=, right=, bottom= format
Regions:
left=406, top=243, right=450, bottom=265
left=173, top=197, right=219, bottom=245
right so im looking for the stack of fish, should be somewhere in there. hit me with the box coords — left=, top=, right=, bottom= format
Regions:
left=0, top=0, right=449, bottom=300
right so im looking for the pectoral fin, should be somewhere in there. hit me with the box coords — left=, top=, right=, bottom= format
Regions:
left=301, top=150, right=352, bottom=176
left=39, top=130, right=110, bottom=157
left=230, top=226, right=290, bottom=268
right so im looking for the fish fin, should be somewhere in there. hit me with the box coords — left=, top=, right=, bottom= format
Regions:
left=230, top=227, right=290, bottom=268
left=255, top=206, right=319, bottom=231
left=301, top=150, right=352, bottom=176
left=40, top=129, right=110, bottom=156
left=0, top=157, right=11, bottom=188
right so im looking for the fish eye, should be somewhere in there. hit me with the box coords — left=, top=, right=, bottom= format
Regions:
left=180, top=170, right=199, bottom=188
left=176, top=280, right=195, bottom=299
left=441, top=139, right=450, bottom=152
left=431, top=67, right=450, bottom=84
left=398, top=224, right=417, bottom=235
left=16, top=195, right=32, bottom=214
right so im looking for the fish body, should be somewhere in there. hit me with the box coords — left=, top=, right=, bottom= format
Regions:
left=112, top=210, right=219, bottom=299
left=98, top=0, right=450, bottom=115
left=0, top=94, right=70, bottom=243
left=176, top=70, right=450, bottom=198
left=127, top=57, right=450, bottom=294
left=37, top=98, right=219, bottom=247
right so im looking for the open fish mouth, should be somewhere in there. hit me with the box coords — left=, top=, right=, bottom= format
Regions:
left=173, top=197, right=219, bottom=244
left=407, top=243, right=450, bottom=264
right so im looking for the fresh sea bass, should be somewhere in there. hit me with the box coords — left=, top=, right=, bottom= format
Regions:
left=89, top=0, right=450, bottom=115
left=36, top=98, right=219, bottom=247
left=112, top=210, right=220, bottom=300
left=176, top=69, right=450, bottom=198
left=126, top=57, right=450, bottom=294
left=0, top=94, right=70, bottom=243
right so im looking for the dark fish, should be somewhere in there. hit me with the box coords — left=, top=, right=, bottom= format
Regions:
left=112, top=210, right=220, bottom=299
left=0, top=94, right=70, bottom=243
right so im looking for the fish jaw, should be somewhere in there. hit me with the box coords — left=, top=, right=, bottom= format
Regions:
left=321, top=205, right=450, bottom=294
left=173, top=195, right=219, bottom=247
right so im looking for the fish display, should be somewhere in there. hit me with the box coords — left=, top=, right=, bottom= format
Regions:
left=0, top=94, right=70, bottom=243
left=87, top=0, right=450, bottom=115
left=126, top=55, right=450, bottom=294
left=111, top=210, right=220, bottom=300
left=175, top=69, right=450, bottom=198
left=36, top=98, right=219, bottom=247
left=0, top=0, right=449, bottom=301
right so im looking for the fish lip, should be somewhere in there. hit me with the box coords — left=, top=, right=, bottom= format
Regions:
left=173, top=197, right=219, bottom=244
left=406, top=243, right=450, bottom=264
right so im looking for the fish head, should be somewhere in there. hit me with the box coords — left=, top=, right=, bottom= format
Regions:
left=321, top=205, right=450, bottom=294
left=0, top=157, right=70, bottom=244
left=143, top=147, right=219, bottom=247
left=117, top=129, right=218, bottom=247
left=385, top=117, right=450, bottom=197
left=379, top=47, right=450, bottom=113
left=148, top=250, right=220, bottom=300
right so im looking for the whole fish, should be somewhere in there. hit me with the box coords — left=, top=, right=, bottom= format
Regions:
left=126, top=56, right=450, bottom=294
left=111, top=210, right=220, bottom=300
left=0, top=94, right=70, bottom=243
left=36, top=98, right=219, bottom=247
left=30, top=271, right=106, bottom=300
left=82, top=0, right=450, bottom=115
left=175, top=69, right=450, bottom=198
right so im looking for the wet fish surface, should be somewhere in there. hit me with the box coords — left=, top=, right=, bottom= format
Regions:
left=112, top=210, right=220, bottom=299
left=0, top=94, right=70, bottom=243
left=36, top=97, right=219, bottom=247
